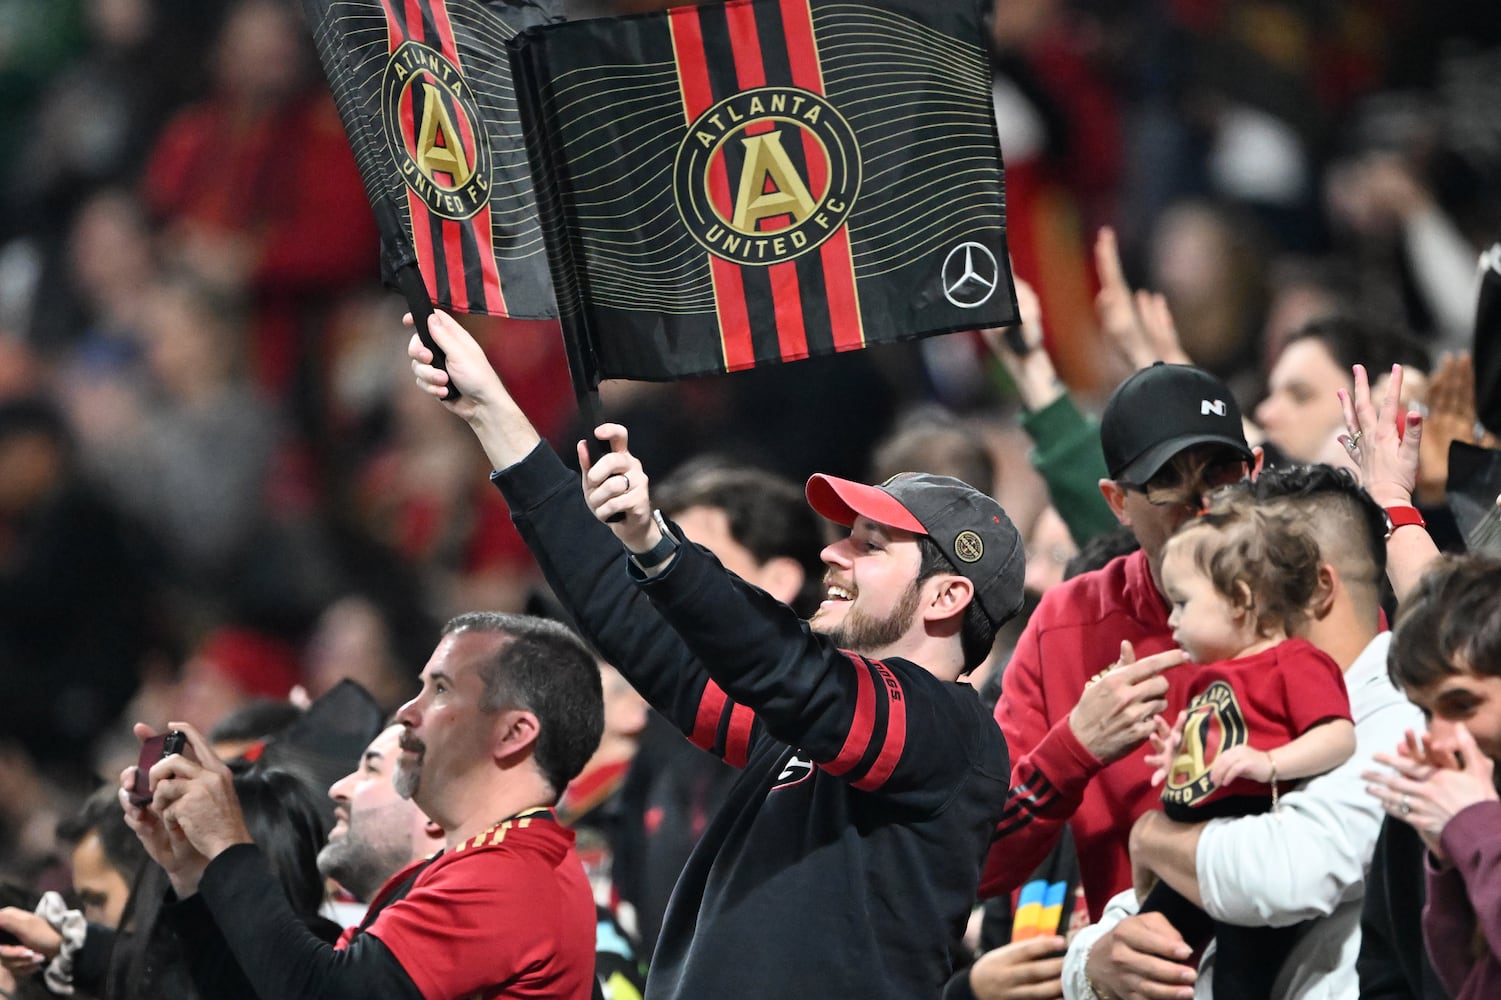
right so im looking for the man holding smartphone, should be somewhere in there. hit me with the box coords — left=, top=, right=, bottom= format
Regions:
left=122, top=612, right=605, bottom=1000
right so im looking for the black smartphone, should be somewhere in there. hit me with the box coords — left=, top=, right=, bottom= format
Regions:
left=128, top=730, right=190, bottom=807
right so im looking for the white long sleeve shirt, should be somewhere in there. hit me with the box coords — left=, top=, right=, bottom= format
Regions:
left=1064, top=633, right=1422, bottom=999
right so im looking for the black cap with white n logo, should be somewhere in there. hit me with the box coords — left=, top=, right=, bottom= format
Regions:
left=1100, top=362, right=1254, bottom=486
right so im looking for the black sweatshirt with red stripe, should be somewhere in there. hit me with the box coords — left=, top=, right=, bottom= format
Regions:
left=494, top=443, right=1009, bottom=1000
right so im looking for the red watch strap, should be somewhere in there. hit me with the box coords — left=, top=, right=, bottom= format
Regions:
left=1385, top=505, right=1426, bottom=534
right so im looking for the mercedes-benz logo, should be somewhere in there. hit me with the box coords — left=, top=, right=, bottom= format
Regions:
left=942, top=242, right=999, bottom=308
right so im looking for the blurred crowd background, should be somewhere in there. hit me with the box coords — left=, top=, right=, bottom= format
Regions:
left=0, top=0, right=1499, bottom=889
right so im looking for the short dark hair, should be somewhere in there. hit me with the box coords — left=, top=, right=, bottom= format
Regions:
left=58, top=786, right=147, bottom=881
left=1283, top=314, right=1431, bottom=377
left=1389, top=555, right=1501, bottom=690
left=1247, top=463, right=1388, bottom=584
left=870, top=409, right=996, bottom=496
left=1065, top=528, right=1140, bottom=581
left=656, top=463, right=826, bottom=617
left=443, top=612, right=604, bottom=797
left=915, top=535, right=994, bottom=671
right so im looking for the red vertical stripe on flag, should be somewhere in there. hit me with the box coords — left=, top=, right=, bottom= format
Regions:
left=724, top=2, right=808, bottom=363
left=442, top=219, right=467, bottom=308
left=422, top=0, right=508, bottom=314
left=380, top=0, right=407, bottom=45
left=769, top=264, right=809, bottom=360
left=380, top=0, right=432, bottom=301
left=394, top=0, right=440, bottom=301
left=821, top=229, right=864, bottom=351
left=404, top=0, right=425, bottom=41
left=779, top=0, right=865, bottom=352
left=408, top=194, right=438, bottom=301
left=427, top=0, right=458, bottom=57
left=670, top=8, right=755, bottom=371
left=725, top=2, right=766, bottom=87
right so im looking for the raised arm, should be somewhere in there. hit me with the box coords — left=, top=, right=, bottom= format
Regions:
left=980, top=276, right=1117, bottom=546
left=1338, top=363, right=1439, bottom=603
left=407, top=310, right=542, bottom=473
left=574, top=424, right=1001, bottom=803
left=411, top=313, right=765, bottom=764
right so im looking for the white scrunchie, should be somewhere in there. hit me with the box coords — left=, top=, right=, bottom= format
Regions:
left=33, top=891, right=87, bottom=996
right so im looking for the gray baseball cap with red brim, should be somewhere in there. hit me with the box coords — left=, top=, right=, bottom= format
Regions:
left=805, top=472, right=1025, bottom=630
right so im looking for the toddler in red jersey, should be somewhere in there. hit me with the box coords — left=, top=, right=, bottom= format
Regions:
left=1139, top=495, right=1355, bottom=1000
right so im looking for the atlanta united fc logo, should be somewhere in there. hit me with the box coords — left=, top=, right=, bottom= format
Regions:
left=674, top=86, right=859, bottom=266
left=382, top=41, right=491, bottom=221
left=1162, top=680, right=1250, bottom=808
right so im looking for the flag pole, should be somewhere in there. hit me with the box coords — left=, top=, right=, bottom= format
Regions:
left=372, top=196, right=461, bottom=403
left=306, top=10, right=461, bottom=401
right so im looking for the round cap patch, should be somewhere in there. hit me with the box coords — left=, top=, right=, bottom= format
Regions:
left=953, top=530, right=984, bottom=564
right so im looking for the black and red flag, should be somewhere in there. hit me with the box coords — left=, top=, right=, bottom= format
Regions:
left=510, top=0, right=1018, bottom=384
left=302, top=0, right=559, bottom=319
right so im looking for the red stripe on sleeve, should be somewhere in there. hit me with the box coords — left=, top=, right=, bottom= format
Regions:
left=724, top=703, right=755, bottom=768
left=822, top=652, right=876, bottom=776
left=690, top=680, right=730, bottom=753
left=852, top=660, right=907, bottom=791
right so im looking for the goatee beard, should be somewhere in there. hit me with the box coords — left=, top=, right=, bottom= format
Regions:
left=817, top=579, right=921, bottom=654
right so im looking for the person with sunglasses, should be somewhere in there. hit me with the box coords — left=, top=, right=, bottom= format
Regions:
left=983, top=362, right=1258, bottom=920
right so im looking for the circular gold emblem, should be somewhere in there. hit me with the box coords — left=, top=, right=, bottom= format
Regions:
left=382, top=41, right=491, bottom=221
left=674, top=86, right=859, bottom=266
left=954, top=530, right=984, bottom=564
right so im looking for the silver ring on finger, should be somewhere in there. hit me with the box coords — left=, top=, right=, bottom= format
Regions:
left=1349, top=430, right=1363, bottom=448
left=619, top=473, right=631, bottom=492
left=1399, top=793, right=1412, bottom=816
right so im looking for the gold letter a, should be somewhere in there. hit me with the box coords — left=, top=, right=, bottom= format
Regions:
left=415, top=81, right=472, bottom=189
left=731, top=130, right=817, bottom=232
